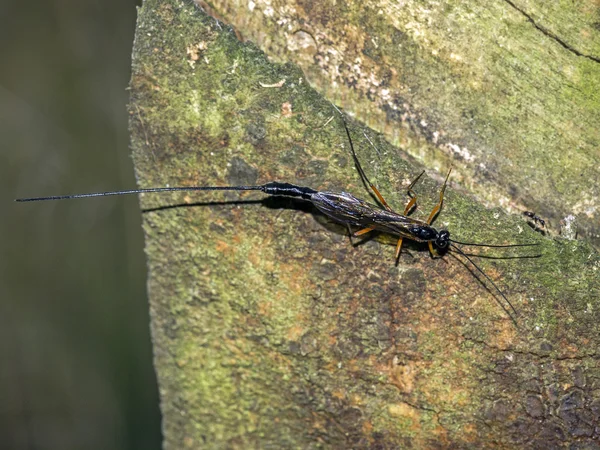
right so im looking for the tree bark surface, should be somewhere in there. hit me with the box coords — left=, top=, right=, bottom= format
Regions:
left=198, top=0, right=600, bottom=248
left=130, top=1, right=600, bottom=448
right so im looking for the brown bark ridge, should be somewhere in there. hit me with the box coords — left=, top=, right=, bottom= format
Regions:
left=130, top=1, right=600, bottom=448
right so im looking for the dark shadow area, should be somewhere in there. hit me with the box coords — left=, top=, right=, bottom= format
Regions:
left=142, top=195, right=439, bottom=259
left=142, top=195, right=314, bottom=214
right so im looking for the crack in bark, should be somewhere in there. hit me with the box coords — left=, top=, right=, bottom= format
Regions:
left=461, top=335, right=599, bottom=361
left=368, top=374, right=448, bottom=425
left=502, top=0, right=600, bottom=64
left=401, top=399, right=442, bottom=418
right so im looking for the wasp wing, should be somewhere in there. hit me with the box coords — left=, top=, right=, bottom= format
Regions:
left=311, top=191, right=434, bottom=241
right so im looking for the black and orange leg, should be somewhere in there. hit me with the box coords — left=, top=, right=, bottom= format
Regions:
left=370, top=184, right=393, bottom=212
left=428, top=241, right=436, bottom=258
left=403, top=170, right=425, bottom=215
left=395, top=237, right=404, bottom=263
left=335, top=110, right=394, bottom=212
left=347, top=225, right=375, bottom=246
left=427, top=167, right=452, bottom=225
left=393, top=171, right=425, bottom=262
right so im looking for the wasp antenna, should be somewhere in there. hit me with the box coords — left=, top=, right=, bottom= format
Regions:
left=329, top=102, right=394, bottom=212
left=450, top=243, right=519, bottom=327
left=450, top=239, right=538, bottom=248
left=15, top=185, right=265, bottom=202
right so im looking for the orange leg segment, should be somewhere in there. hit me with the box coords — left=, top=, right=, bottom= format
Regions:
left=403, top=170, right=425, bottom=215
left=354, top=227, right=374, bottom=236
left=427, top=167, right=452, bottom=225
left=404, top=197, right=417, bottom=215
left=395, top=238, right=404, bottom=260
left=370, top=184, right=392, bottom=212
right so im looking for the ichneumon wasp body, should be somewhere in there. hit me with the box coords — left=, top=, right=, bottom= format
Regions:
left=16, top=105, right=538, bottom=325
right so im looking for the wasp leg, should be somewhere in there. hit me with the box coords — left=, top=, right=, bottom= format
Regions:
left=354, top=227, right=374, bottom=236
left=428, top=241, right=442, bottom=258
left=346, top=224, right=355, bottom=246
left=396, top=171, right=425, bottom=262
left=427, top=167, right=452, bottom=225
left=370, top=185, right=393, bottom=212
left=395, top=237, right=404, bottom=262
left=404, top=170, right=425, bottom=215
left=335, top=107, right=394, bottom=212
left=347, top=225, right=371, bottom=245
left=352, top=147, right=392, bottom=212
left=347, top=226, right=375, bottom=248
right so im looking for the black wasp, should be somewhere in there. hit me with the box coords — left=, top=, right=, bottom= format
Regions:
left=17, top=105, right=538, bottom=325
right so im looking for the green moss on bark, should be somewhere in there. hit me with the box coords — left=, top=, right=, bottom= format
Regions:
left=205, top=0, right=600, bottom=249
left=130, top=1, right=600, bottom=447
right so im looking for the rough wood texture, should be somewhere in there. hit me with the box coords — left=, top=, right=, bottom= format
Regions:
left=198, top=0, right=600, bottom=248
left=130, top=1, right=600, bottom=448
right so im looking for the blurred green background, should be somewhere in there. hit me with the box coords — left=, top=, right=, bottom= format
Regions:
left=1, top=0, right=162, bottom=448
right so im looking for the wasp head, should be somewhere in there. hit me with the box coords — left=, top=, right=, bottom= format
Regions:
left=435, top=230, right=450, bottom=252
